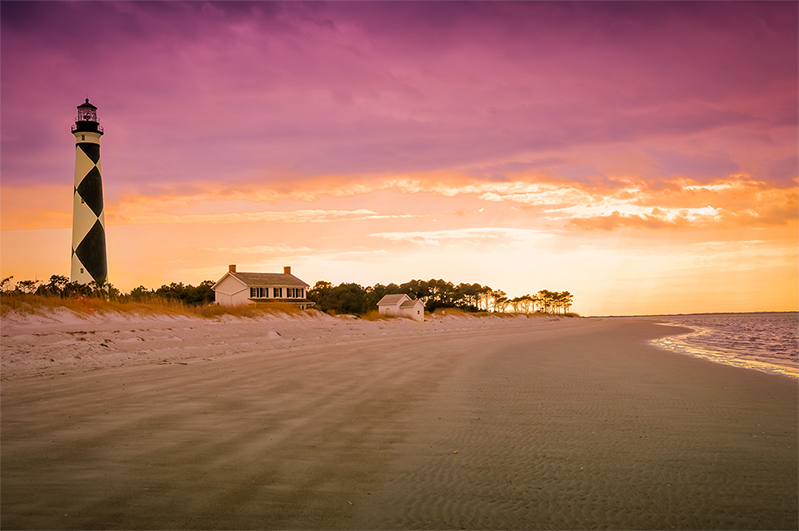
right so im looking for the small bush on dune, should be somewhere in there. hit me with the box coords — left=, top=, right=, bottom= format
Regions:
left=359, top=310, right=390, bottom=321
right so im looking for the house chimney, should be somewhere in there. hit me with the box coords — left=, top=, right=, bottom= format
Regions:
left=283, top=266, right=291, bottom=275
left=229, top=264, right=236, bottom=273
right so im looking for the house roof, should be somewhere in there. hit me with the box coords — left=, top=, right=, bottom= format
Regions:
left=400, top=299, right=423, bottom=309
left=222, top=271, right=309, bottom=288
left=377, top=294, right=411, bottom=306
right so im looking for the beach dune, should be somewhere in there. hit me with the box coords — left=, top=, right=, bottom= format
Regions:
left=1, top=314, right=796, bottom=530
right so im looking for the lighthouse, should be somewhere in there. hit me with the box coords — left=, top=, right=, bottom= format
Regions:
left=70, top=99, right=107, bottom=285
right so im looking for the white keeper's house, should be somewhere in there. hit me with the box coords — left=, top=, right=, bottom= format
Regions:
left=212, top=265, right=314, bottom=309
left=377, top=294, right=425, bottom=322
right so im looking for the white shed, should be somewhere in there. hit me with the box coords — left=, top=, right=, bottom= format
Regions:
left=212, top=265, right=313, bottom=309
left=377, top=294, right=424, bottom=322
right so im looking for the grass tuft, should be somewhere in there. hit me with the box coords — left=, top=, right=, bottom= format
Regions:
left=359, top=309, right=411, bottom=321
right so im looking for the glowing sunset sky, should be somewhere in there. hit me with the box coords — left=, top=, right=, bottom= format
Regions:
left=1, top=1, right=796, bottom=315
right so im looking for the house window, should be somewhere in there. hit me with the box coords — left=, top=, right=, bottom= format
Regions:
left=273, top=287, right=283, bottom=298
left=250, top=287, right=266, bottom=298
left=287, top=287, right=302, bottom=298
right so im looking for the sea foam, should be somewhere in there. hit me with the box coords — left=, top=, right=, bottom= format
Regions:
left=653, top=312, right=798, bottom=378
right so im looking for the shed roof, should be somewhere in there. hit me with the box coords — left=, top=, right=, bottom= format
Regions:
left=377, top=294, right=410, bottom=306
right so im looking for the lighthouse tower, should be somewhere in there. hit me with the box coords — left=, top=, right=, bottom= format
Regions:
left=70, top=99, right=107, bottom=285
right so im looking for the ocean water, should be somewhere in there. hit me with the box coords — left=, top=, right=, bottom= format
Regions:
left=651, top=312, right=798, bottom=378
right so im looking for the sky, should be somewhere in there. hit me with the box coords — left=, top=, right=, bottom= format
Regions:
left=1, top=1, right=797, bottom=316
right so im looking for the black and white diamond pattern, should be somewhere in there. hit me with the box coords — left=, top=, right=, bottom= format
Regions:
left=71, top=141, right=107, bottom=284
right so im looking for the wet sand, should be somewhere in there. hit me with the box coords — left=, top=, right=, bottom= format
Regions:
left=1, top=315, right=796, bottom=529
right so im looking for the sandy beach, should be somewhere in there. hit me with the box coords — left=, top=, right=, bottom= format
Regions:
left=1, top=312, right=796, bottom=530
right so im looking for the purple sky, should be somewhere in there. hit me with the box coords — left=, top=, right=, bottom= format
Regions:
left=3, top=1, right=796, bottom=190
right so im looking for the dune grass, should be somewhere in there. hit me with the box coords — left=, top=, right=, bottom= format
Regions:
left=0, top=293, right=306, bottom=320
left=194, top=301, right=306, bottom=319
left=429, top=308, right=482, bottom=318
left=1, top=293, right=187, bottom=318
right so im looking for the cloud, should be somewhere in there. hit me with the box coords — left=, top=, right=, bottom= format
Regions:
left=198, top=243, right=388, bottom=263
left=566, top=210, right=705, bottom=231
left=200, top=244, right=312, bottom=255
left=110, top=207, right=419, bottom=226
left=368, top=227, right=553, bottom=246
left=563, top=203, right=795, bottom=231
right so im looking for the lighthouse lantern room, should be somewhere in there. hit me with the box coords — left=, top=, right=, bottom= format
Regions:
left=72, top=99, right=104, bottom=134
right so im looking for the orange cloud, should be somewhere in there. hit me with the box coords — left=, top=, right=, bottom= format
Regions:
left=2, top=171, right=795, bottom=234
left=561, top=177, right=797, bottom=230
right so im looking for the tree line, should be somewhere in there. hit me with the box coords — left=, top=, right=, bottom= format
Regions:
left=1, top=275, right=575, bottom=316
left=308, top=279, right=573, bottom=315
left=0, top=275, right=216, bottom=306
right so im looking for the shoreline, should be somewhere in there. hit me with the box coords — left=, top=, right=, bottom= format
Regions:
left=652, top=333, right=798, bottom=379
left=643, top=313, right=798, bottom=379
left=2, top=314, right=797, bottom=529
